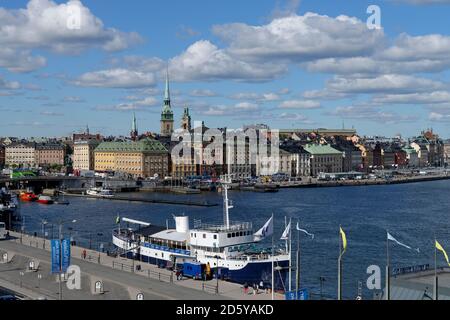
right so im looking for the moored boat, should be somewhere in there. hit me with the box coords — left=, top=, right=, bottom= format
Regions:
left=19, top=191, right=38, bottom=202
left=37, top=195, right=54, bottom=204
left=112, top=178, right=290, bottom=291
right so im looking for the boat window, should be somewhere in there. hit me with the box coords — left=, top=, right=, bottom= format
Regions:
left=227, top=233, right=231, bottom=238
left=232, top=233, right=235, bottom=237
left=203, top=234, right=206, bottom=239
left=213, top=235, right=217, bottom=240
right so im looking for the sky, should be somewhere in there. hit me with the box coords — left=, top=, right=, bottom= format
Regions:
left=1, top=0, right=450, bottom=138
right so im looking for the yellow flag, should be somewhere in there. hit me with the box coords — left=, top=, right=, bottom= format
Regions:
left=436, top=240, right=450, bottom=267
left=340, top=227, right=347, bottom=253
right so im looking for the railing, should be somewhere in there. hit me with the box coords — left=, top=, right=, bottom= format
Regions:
left=202, top=282, right=219, bottom=295
left=112, top=261, right=134, bottom=273
left=111, top=261, right=173, bottom=283
left=193, top=221, right=253, bottom=232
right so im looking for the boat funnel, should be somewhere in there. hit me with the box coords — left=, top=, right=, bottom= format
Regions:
left=175, top=216, right=189, bottom=233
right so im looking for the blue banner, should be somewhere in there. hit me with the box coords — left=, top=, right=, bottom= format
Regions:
left=61, top=239, right=71, bottom=273
left=51, top=240, right=60, bottom=274
left=285, top=289, right=309, bottom=301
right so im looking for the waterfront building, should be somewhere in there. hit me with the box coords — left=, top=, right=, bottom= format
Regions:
left=169, top=133, right=197, bottom=180
left=94, top=138, right=169, bottom=178
left=279, top=128, right=357, bottom=140
left=394, top=148, right=408, bottom=168
left=382, top=145, right=396, bottom=169
left=280, top=141, right=311, bottom=177
left=5, top=142, right=37, bottom=168
left=0, top=143, right=5, bottom=169
left=303, top=144, right=343, bottom=177
left=73, top=140, right=100, bottom=171
left=444, top=140, right=450, bottom=166
left=329, top=137, right=363, bottom=172
left=410, top=142, right=429, bottom=167
left=402, top=146, right=419, bottom=168
left=160, top=71, right=174, bottom=137
left=72, top=125, right=102, bottom=142
left=35, top=143, right=66, bottom=167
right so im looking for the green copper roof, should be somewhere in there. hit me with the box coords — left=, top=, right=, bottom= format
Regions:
left=304, top=143, right=342, bottom=155
left=161, top=69, right=174, bottom=120
left=95, top=138, right=168, bottom=153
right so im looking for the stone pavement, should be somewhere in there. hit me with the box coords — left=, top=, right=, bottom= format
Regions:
left=1, top=231, right=285, bottom=300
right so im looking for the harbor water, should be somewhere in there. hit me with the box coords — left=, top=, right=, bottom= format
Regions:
left=15, top=180, right=450, bottom=300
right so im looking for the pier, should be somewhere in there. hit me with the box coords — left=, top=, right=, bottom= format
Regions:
left=62, top=193, right=218, bottom=207
left=0, top=231, right=283, bottom=300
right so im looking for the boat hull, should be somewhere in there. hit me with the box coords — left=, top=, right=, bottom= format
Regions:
left=113, top=234, right=289, bottom=290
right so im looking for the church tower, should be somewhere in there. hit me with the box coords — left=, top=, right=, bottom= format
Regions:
left=160, top=70, right=174, bottom=136
left=130, top=112, right=138, bottom=141
left=181, top=107, right=191, bottom=131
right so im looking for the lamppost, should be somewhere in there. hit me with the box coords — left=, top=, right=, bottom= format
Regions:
left=319, top=276, right=326, bottom=300
left=214, top=255, right=220, bottom=294
left=41, top=220, right=48, bottom=249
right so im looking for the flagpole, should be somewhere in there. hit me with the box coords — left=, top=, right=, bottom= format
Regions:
left=386, top=231, right=390, bottom=300
left=288, top=218, right=292, bottom=292
left=434, top=237, right=438, bottom=301
left=338, top=225, right=342, bottom=301
left=296, top=222, right=300, bottom=300
left=271, top=214, right=275, bottom=301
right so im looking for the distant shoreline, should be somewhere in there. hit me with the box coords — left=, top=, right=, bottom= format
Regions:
left=277, top=174, right=450, bottom=189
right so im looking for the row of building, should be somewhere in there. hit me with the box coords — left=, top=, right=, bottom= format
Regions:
left=1, top=73, right=450, bottom=179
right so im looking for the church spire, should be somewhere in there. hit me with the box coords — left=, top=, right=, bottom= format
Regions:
left=131, top=112, right=138, bottom=141
left=164, top=67, right=170, bottom=103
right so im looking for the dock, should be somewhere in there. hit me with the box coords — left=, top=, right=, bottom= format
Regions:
left=63, top=193, right=218, bottom=207
left=0, top=231, right=283, bottom=300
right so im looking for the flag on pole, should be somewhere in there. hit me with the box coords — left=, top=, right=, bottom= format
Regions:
left=340, top=227, right=347, bottom=254
left=280, top=220, right=291, bottom=241
left=254, top=216, right=274, bottom=240
left=115, top=214, right=120, bottom=224
left=387, top=232, right=420, bottom=253
left=296, top=222, right=314, bottom=239
left=436, top=240, right=450, bottom=267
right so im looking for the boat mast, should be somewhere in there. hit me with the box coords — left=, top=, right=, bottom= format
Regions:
left=222, top=175, right=233, bottom=229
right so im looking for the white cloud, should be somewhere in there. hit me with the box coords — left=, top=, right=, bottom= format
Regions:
left=326, top=74, right=445, bottom=94
left=169, top=40, right=286, bottom=82
left=329, top=105, right=418, bottom=123
left=373, top=91, right=450, bottom=105
left=72, top=69, right=156, bottom=88
left=0, top=0, right=142, bottom=73
left=278, top=100, right=321, bottom=109
left=0, top=76, right=21, bottom=90
left=190, top=89, right=218, bottom=97
left=229, top=92, right=281, bottom=102
left=212, top=12, right=384, bottom=63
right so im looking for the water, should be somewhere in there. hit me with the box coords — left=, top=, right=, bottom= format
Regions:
left=16, top=180, right=450, bottom=300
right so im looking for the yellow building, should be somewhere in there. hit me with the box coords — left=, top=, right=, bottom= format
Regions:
left=94, top=138, right=169, bottom=178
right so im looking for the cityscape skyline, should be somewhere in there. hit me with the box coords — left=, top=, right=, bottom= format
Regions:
left=1, top=0, right=450, bottom=138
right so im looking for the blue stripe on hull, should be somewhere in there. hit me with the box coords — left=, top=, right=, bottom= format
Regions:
left=121, top=251, right=289, bottom=291
left=215, top=260, right=289, bottom=291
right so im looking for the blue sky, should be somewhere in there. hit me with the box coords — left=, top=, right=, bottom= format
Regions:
left=1, top=0, right=450, bottom=138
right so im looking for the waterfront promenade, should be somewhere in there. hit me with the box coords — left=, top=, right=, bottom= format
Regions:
left=0, top=231, right=284, bottom=300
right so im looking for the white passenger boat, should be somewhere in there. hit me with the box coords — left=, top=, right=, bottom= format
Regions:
left=112, top=181, right=290, bottom=290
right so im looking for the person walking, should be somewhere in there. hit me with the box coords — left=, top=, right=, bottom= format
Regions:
left=243, top=282, right=249, bottom=295
left=82, top=249, right=87, bottom=260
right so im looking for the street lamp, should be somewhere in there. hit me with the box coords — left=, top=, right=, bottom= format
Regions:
left=214, top=255, right=220, bottom=294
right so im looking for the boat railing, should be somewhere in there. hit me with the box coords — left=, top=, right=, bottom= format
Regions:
left=193, top=221, right=253, bottom=232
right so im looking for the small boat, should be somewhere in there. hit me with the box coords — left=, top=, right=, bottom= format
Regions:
left=20, top=192, right=38, bottom=202
left=37, top=195, right=54, bottom=205
left=86, top=187, right=114, bottom=198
